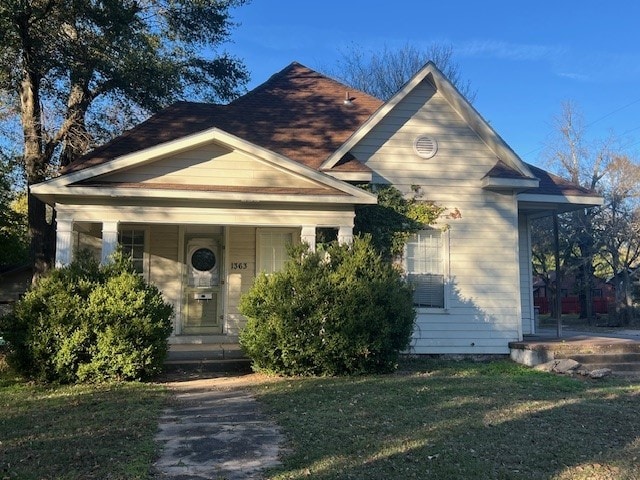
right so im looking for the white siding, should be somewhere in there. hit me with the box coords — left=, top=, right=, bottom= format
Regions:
left=148, top=225, right=181, bottom=332
left=102, top=143, right=330, bottom=191
left=225, top=226, right=301, bottom=335
left=226, top=226, right=257, bottom=336
left=350, top=79, right=522, bottom=354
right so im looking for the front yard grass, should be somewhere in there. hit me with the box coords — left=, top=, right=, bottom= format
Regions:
left=0, top=353, right=167, bottom=479
left=255, top=359, right=640, bottom=480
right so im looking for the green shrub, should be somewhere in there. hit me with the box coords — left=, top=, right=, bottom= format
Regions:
left=239, top=236, right=415, bottom=376
left=0, top=251, right=173, bottom=383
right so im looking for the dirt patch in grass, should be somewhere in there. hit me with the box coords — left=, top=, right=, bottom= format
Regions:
left=252, top=359, right=640, bottom=480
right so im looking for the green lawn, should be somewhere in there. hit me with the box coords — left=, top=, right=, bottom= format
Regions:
left=254, top=359, right=640, bottom=480
left=0, top=355, right=167, bottom=480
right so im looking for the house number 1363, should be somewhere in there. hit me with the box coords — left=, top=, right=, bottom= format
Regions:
left=231, top=262, right=248, bottom=270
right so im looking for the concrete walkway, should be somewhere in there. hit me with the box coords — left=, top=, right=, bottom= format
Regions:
left=152, top=374, right=284, bottom=480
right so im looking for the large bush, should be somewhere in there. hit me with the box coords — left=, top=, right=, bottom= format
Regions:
left=0, top=251, right=173, bottom=383
left=239, top=236, right=415, bottom=376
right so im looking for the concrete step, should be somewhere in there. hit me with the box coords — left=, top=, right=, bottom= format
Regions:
left=167, top=343, right=246, bottom=362
left=164, top=358, right=252, bottom=374
left=165, top=342, right=252, bottom=373
left=568, top=353, right=640, bottom=365
left=579, top=362, right=640, bottom=373
left=169, top=335, right=240, bottom=345
left=510, top=336, right=640, bottom=367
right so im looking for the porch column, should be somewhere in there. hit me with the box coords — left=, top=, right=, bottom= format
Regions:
left=301, top=225, right=317, bottom=252
left=55, top=218, right=74, bottom=267
left=101, top=221, right=119, bottom=264
left=338, top=225, right=353, bottom=245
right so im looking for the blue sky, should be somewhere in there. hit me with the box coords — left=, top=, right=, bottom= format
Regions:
left=224, top=1, right=640, bottom=168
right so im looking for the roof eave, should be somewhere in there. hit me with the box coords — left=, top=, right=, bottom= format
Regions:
left=323, top=171, right=373, bottom=182
left=32, top=185, right=378, bottom=205
left=518, top=192, right=604, bottom=216
left=482, top=177, right=539, bottom=192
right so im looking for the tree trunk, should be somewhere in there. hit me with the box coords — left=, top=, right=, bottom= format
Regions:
left=26, top=188, right=54, bottom=281
left=20, top=57, right=54, bottom=278
left=59, top=82, right=92, bottom=167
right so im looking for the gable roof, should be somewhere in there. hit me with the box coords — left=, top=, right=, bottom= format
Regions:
left=34, top=127, right=378, bottom=205
left=320, top=61, right=536, bottom=181
left=64, top=62, right=382, bottom=174
left=52, top=61, right=599, bottom=210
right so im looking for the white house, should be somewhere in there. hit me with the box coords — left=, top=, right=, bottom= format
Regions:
left=31, top=62, right=601, bottom=354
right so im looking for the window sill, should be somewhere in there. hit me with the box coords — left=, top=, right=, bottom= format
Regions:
left=415, top=307, right=448, bottom=314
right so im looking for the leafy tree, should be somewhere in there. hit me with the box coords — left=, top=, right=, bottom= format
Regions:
left=538, top=101, right=640, bottom=323
left=327, top=42, right=476, bottom=102
left=531, top=215, right=573, bottom=317
left=594, top=155, right=640, bottom=323
left=541, top=101, right=613, bottom=322
left=0, top=157, right=28, bottom=265
left=0, top=0, right=250, bottom=276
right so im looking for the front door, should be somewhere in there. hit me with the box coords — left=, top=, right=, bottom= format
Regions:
left=183, top=237, right=223, bottom=334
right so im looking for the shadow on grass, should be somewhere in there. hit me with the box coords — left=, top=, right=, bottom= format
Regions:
left=255, top=360, right=640, bottom=480
left=0, top=372, right=167, bottom=480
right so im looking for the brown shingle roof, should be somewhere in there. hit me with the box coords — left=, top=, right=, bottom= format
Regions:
left=525, top=163, right=600, bottom=197
left=483, top=160, right=600, bottom=198
left=484, top=160, right=532, bottom=180
left=61, top=62, right=598, bottom=203
left=64, top=62, right=382, bottom=174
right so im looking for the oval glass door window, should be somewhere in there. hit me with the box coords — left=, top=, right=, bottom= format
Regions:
left=191, top=248, right=216, bottom=272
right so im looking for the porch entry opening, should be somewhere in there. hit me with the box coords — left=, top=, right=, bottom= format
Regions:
left=182, top=237, right=223, bottom=334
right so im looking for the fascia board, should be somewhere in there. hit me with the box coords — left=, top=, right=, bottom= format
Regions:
left=482, top=177, right=539, bottom=190
left=428, top=69, right=535, bottom=179
left=322, top=170, right=373, bottom=182
left=321, top=60, right=534, bottom=180
left=31, top=128, right=377, bottom=204
left=39, top=185, right=379, bottom=205
left=321, top=63, right=438, bottom=170
left=517, top=193, right=604, bottom=207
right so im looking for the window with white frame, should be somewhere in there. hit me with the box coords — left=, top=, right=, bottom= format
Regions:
left=118, top=228, right=146, bottom=275
left=405, top=228, right=447, bottom=308
left=257, top=229, right=296, bottom=274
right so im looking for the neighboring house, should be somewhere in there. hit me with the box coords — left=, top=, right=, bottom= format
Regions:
left=31, top=62, right=602, bottom=354
left=532, top=271, right=613, bottom=315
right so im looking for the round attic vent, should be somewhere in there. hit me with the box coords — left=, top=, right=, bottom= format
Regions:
left=414, top=135, right=438, bottom=159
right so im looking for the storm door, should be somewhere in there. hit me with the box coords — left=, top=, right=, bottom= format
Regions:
left=182, top=237, right=223, bottom=334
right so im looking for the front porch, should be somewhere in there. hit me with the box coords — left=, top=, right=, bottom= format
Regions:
left=57, top=212, right=360, bottom=344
